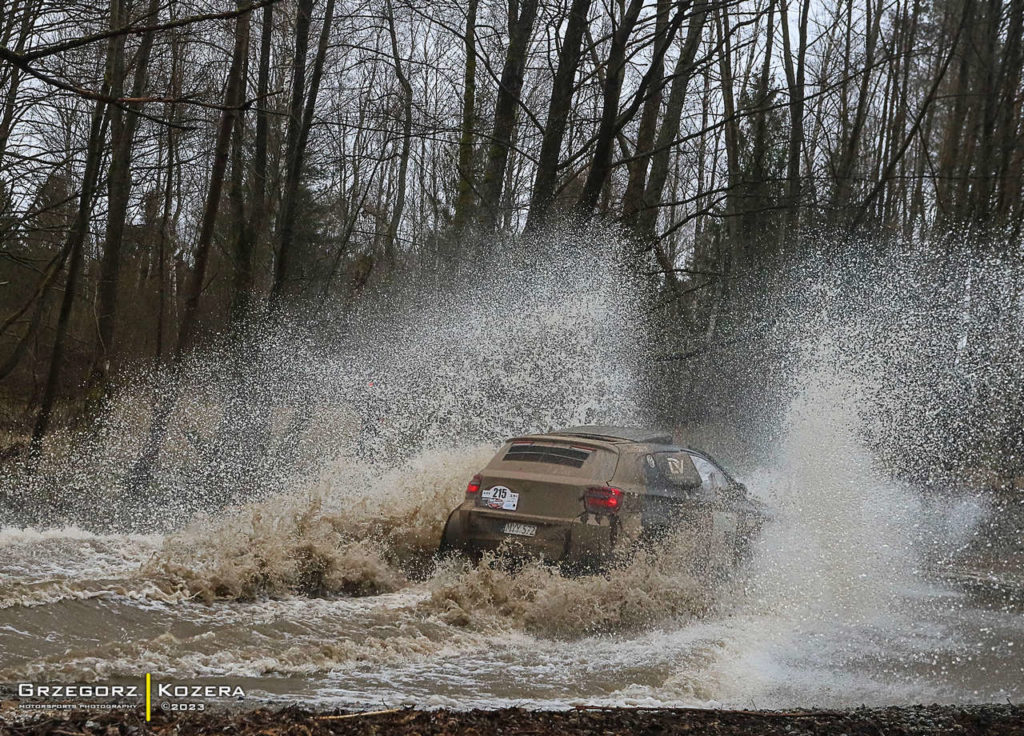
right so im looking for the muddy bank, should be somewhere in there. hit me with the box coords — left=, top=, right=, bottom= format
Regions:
left=4, top=704, right=1024, bottom=735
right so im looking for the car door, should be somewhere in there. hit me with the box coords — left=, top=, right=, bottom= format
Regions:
left=641, top=450, right=704, bottom=537
left=687, top=452, right=741, bottom=560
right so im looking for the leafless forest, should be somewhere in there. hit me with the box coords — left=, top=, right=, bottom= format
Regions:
left=0, top=0, right=1022, bottom=479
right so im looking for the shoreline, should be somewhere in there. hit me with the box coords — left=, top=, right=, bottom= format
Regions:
left=3, top=704, right=1024, bottom=735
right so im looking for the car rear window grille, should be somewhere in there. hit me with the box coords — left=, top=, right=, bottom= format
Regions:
left=503, top=444, right=591, bottom=468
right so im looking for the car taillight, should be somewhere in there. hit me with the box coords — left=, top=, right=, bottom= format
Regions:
left=466, top=474, right=482, bottom=495
left=584, top=486, right=623, bottom=513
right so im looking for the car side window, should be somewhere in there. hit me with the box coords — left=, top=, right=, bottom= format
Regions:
left=688, top=454, right=730, bottom=493
left=649, top=452, right=703, bottom=496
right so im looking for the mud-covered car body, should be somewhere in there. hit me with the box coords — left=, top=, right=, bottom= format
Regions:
left=440, top=426, right=766, bottom=568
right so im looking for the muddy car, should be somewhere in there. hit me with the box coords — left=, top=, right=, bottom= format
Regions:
left=439, top=426, right=767, bottom=571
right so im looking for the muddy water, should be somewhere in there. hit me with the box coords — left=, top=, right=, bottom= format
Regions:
left=2, top=231, right=1022, bottom=709
left=1, top=436, right=1021, bottom=709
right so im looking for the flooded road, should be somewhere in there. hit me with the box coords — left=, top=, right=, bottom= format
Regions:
left=1, top=234, right=1021, bottom=711
left=1, top=448, right=1021, bottom=710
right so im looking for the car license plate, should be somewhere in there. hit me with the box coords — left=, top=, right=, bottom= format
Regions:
left=481, top=485, right=519, bottom=511
left=503, top=522, right=536, bottom=537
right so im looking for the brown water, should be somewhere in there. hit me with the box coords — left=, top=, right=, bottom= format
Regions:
left=2, top=232, right=1021, bottom=710
left=2, top=429, right=1021, bottom=709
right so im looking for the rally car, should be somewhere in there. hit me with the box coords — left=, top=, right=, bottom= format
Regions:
left=439, top=426, right=767, bottom=571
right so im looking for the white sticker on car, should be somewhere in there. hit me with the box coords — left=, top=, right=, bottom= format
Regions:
left=481, top=485, right=518, bottom=511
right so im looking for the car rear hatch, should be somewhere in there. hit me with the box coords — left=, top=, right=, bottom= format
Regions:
left=475, top=439, right=618, bottom=520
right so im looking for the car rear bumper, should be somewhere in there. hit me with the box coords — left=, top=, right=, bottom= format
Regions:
left=444, top=508, right=616, bottom=563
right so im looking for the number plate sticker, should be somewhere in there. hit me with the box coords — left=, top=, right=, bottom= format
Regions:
left=481, top=485, right=518, bottom=510
left=503, top=522, right=536, bottom=537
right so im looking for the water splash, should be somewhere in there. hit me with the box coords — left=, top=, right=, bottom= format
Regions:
left=1, top=223, right=644, bottom=531
left=1, top=227, right=1021, bottom=707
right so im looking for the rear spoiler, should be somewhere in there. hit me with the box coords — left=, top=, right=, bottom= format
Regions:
left=504, top=435, right=617, bottom=452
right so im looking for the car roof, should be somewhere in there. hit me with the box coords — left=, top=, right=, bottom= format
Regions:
left=500, top=429, right=735, bottom=481
left=521, top=425, right=675, bottom=445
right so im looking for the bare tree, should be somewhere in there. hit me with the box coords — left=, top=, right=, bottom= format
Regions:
left=476, top=0, right=539, bottom=231
left=451, top=0, right=479, bottom=232
left=779, top=0, right=811, bottom=239
left=28, top=0, right=122, bottom=459
left=384, top=0, right=412, bottom=265
left=271, top=0, right=335, bottom=303
left=92, top=0, right=163, bottom=388
left=525, top=0, right=594, bottom=230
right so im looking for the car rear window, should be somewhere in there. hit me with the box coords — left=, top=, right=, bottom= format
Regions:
left=502, top=443, right=591, bottom=468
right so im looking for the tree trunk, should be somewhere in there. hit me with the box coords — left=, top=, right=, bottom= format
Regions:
left=476, top=0, right=539, bottom=231
left=964, top=0, right=1003, bottom=227
left=715, top=5, right=741, bottom=261
left=577, top=0, right=688, bottom=218
left=832, top=0, right=881, bottom=221
left=92, top=0, right=162, bottom=386
left=634, top=6, right=707, bottom=240
left=28, top=98, right=109, bottom=460
left=226, top=29, right=250, bottom=330
left=740, top=0, right=776, bottom=247
left=270, top=0, right=335, bottom=303
left=850, top=0, right=969, bottom=230
left=451, top=0, right=479, bottom=232
left=177, top=0, right=250, bottom=352
left=230, top=0, right=274, bottom=329
left=574, top=0, right=645, bottom=217
left=779, top=0, right=811, bottom=241
left=935, top=0, right=974, bottom=223
left=155, top=22, right=183, bottom=360
left=993, top=0, right=1024, bottom=225
left=614, top=0, right=671, bottom=227
left=524, top=0, right=593, bottom=230
left=620, top=0, right=671, bottom=226
left=270, top=0, right=313, bottom=303
left=27, top=0, right=128, bottom=459
left=384, top=0, right=412, bottom=266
